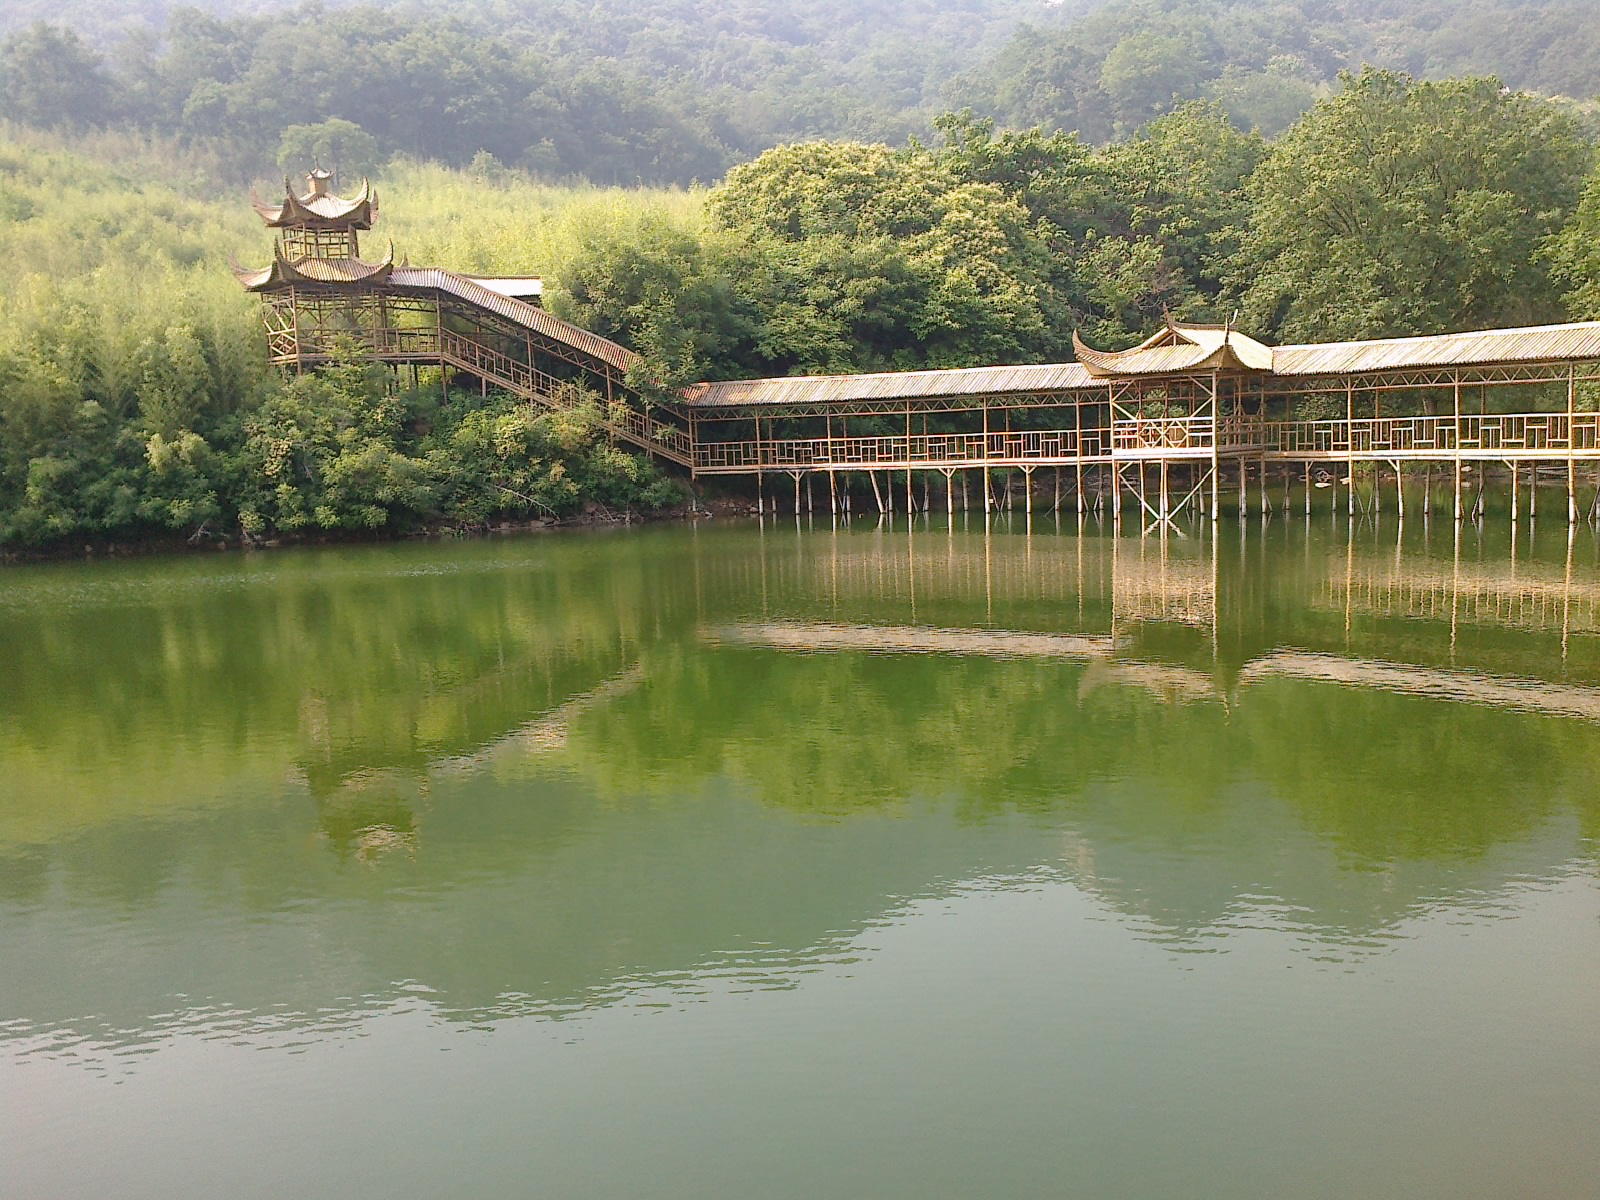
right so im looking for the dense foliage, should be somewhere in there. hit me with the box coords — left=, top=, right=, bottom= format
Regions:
left=961, top=0, right=1600, bottom=140
left=1234, top=70, right=1592, bottom=339
left=5, top=1, right=1600, bottom=186
left=0, top=138, right=685, bottom=551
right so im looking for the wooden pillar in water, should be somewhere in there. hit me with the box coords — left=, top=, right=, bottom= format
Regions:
left=1347, top=380, right=1356, bottom=518
left=1569, top=364, right=1579, bottom=525
left=1453, top=374, right=1463, bottom=523
left=1304, top=461, right=1312, bottom=517
left=1511, top=461, right=1519, bottom=523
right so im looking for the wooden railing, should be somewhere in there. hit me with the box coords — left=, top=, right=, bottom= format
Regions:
left=436, top=330, right=694, bottom=465
left=692, top=429, right=1106, bottom=472
left=1259, top=413, right=1600, bottom=457
left=1112, top=417, right=1216, bottom=453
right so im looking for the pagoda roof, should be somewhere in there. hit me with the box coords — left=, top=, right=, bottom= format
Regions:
left=1073, top=318, right=1273, bottom=377
left=233, top=241, right=396, bottom=291
left=253, top=173, right=378, bottom=229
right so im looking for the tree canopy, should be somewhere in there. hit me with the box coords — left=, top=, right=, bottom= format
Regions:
left=1233, top=69, right=1592, bottom=341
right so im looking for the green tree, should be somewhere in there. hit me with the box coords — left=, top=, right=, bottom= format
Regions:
left=1544, top=166, right=1600, bottom=320
left=0, top=22, right=117, bottom=130
left=277, top=119, right=383, bottom=185
left=708, top=140, right=1065, bottom=373
left=554, top=213, right=756, bottom=392
left=1234, top=69, right=1592, bottom=342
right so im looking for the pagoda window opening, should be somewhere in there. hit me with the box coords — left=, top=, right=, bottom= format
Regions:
left=281, top=227, right=360, bottom=260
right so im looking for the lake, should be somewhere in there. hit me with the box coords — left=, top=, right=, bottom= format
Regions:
left=2, top=513, right=1598, bottom=1199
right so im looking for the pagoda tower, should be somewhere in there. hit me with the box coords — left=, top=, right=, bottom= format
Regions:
left=235, top=168, right=395, bottom=364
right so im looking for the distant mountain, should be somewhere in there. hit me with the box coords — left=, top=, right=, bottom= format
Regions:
left=3, top=0, right=1598, bottom=185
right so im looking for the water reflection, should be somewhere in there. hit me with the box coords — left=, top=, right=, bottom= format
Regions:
left=2, top=520, right=1598, bottom=1057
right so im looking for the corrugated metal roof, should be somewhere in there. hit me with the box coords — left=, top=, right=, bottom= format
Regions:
left=683, top=362, right=1098, bottom=408
left=467, top=276, right=543, bottom=300
left=388, top=268, right=637, bottom=373
left=1273, top=321, right=1600, bottom=375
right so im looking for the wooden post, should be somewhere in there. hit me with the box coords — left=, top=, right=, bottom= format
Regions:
left=1347, top=380, right=1356, bottom=518
left=1394, top=460, right=1404, bottom=520
left=1511, top=461, right=1519, bottom=523
left=1453, top=375, right=1463, bottom=523
left=1304, top=461, right=1312, bottom=517
left=1569, top=364, right=1579, bottom=525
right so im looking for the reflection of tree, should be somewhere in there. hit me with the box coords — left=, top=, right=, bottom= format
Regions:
left=6, top=523, right=1600, bottom=1052
left=0, top=535, right=701, bottom=846
left=311, top=770, right=422, bottom=863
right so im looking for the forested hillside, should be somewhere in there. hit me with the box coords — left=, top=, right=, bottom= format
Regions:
left=4, top=1, right=1600, bottom=185
left=960, top=0, right=1600, bottom=139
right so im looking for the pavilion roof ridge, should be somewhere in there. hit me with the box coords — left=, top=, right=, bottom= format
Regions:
left=233, top=240, right=396, bottom=291
left=1073, top=321, right=1274, bottom=377
left=253, top=173, right=378, bottom=229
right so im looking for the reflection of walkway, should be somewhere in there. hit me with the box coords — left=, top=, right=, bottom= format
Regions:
left=1240, top=651, right=1600, bottom=723
left=433, top=663, right=648, bottom=774
left=708, top=619, right=1600, bottom=723
left=1319, top=556, right=1600, bottom=634
left=705, top=622, right=1215, bottom=703
left=705, top=621, right=1113, bottom=660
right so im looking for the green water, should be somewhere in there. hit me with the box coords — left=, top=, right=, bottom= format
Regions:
left=2, top=515, right=1598, bottom=1199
